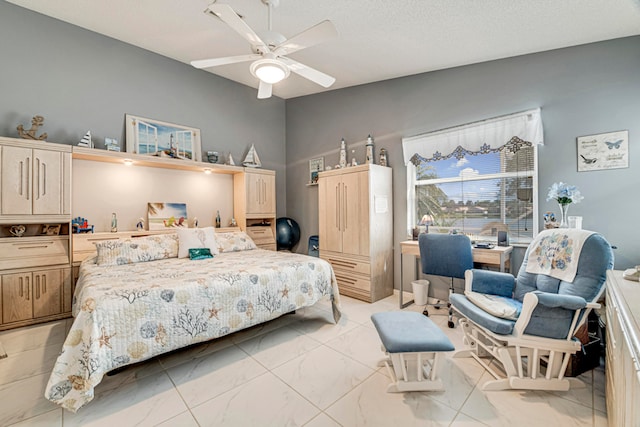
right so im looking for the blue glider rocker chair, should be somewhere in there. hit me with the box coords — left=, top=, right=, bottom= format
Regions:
left=450, top=229, right=613, bottom=391
left=419, top=233, right=474, bottom=328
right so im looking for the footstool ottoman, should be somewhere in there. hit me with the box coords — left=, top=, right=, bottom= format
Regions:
left=371, top=311, right=455, bottom=392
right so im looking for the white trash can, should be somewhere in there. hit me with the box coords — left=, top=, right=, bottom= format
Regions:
left=411, top=279, right=430, bottom=306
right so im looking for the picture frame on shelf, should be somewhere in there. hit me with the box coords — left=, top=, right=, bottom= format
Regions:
left=125, top=114, right=202, bottom=162
left=147, top=202, right=189, bottom=230
left=309, top=157, right=324, bottom=184
left=41, top=224, right=61, bottom=236
left=577, top=130, right=629, bottom=172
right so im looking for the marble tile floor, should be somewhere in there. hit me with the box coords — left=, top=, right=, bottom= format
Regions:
left=0, top=292, right=607, bottom=426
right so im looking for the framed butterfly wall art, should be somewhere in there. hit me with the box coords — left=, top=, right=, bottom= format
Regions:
left=577, top=130, right=629, bottom=172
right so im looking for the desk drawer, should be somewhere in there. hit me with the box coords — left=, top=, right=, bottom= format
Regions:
left=321, top=254, right=370, bottom=276
left=472, top=249, right=501, bottom=265
left=0, top=237, right=69, bottom=269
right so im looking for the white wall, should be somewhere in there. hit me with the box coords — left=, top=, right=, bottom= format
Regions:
left=72, top=160, right=234, bottom=232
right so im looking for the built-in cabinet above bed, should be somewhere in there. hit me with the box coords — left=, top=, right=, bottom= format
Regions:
left=0, top=137, right=72, bottom=331
left=0, top=136, right=279, bottom=330
left=234, top=169, right=277, bottom=250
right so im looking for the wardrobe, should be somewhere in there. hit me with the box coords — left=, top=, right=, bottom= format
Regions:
left=318, top=164, right=393, bottom=302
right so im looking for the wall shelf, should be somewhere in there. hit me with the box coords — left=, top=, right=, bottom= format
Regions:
left=72, top=146, right=245, bottom=175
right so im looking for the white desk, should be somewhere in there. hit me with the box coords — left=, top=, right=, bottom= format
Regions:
left=399, top=240, right=513, bottom=309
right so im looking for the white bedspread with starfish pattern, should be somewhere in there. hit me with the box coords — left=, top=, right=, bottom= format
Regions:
left=45, top=249, right=341, bottom=412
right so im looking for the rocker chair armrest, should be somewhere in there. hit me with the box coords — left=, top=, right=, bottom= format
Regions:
left=464, top=269, right=515, bottom=297
left=514, top=291, right=588, bottom=339
left=529, top=291, right=587, bottom=310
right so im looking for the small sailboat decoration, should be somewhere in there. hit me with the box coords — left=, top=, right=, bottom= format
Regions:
left=78, top=130, right=93, bottom=148
left=242, top=144, right=262, bottom=168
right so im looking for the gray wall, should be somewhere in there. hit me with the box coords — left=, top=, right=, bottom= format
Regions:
left=2, top=1, right=638, bottom=283
left=286, top=36, right=640, bottom=291
left=0, top=1, right=287, bottom=216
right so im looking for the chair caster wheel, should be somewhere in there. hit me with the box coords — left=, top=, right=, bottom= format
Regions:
left=448, top=321, right=455, bottom=328
left=422, top=309, right=429, bottom=317
left=434, top=305, right=441, bottom=310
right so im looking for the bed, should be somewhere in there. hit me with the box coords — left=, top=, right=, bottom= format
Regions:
left=45, top=230, right=341, bottom=412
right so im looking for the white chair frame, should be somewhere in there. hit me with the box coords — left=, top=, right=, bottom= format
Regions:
left=453, top=271, right=603, bottom=391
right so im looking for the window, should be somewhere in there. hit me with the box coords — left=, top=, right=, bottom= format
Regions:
left=403, top=110, right=542, bottom=244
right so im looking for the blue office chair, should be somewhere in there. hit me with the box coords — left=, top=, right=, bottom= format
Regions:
left=450, top=229, right=613, bottom=391
left=418, top=233, right=474, bottom=328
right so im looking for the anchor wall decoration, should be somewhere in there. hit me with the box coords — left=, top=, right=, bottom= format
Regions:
left=17, top=115, right=48, bottom=140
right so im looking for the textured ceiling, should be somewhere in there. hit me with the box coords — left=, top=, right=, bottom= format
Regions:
left=8, top=0, right=640, bottom=99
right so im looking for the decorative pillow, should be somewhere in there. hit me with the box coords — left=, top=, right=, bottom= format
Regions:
left=189, top=248, right=214, bottom=260
left=94, top=234, right=179, bottom=266
left=176, top=227, right=219, bottom=258
left=216, top=231, right=257, bottom=253
left=465, top=290, right=522, bottom=321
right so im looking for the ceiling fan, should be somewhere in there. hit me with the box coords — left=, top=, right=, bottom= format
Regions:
left=191, top=0, right=338, bottom=99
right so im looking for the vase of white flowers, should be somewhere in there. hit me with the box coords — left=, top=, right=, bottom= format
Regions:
left=547, top=182, right=584, bottom=228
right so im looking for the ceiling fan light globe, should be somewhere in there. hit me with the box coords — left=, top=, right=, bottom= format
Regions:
left=250, top=58, right=289, bottom=84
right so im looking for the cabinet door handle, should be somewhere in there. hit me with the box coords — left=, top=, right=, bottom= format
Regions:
left=26, top=157, right=31, bottom=201
left=35, top=157, right=40, bottom=200
left=19, top=277, right=23, bottom=297
left=335, top=184, right=340, bottom=231
left=19, top=160, right=24, bottom=196
left=25, top=275, right=30, bottom=300
left=343, top=184, right=348, bottom=230
left=42, top=162, right=47, bottom=196
left=35, top=274, right=40, bottom=299
left=42, top=274, right=46, bottom=294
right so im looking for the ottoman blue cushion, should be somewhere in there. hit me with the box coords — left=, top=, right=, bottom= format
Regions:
left=371, top=311, right=454, bottom=353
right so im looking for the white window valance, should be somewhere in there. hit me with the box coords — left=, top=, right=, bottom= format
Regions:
left=402, top=108, right=543, bottom=165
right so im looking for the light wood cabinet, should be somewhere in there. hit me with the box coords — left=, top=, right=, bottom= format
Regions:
left=234, top=169, right=277, bottom=250
left=246, top=171, right=275, bottom=216
left=0, top=137, right=72, bottom=331
left=1, top=266, right=71, bottom=328
left=605, top=270, right=640, bottom=426
left=0, top=138, right=71, bottom=220
left=318, top=164, right=393, bottom=302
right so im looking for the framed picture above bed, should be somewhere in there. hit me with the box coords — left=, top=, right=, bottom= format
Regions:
left=148, top=202, right=189, bottom=229
left=125, top=114, right=202, bottom=162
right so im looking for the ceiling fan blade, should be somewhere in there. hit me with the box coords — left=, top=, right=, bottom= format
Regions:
left=279, top=57, right=336, bottom=88
left=257, top=81, right=272, bottom=99
left=206, top=4, right=268, bottom=51
left=273, top=20, right=338, bottom=56
left=191, top=54, right=261, bottom=69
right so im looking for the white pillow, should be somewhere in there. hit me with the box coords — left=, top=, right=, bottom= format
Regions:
left=216, top=231, right=257, bottom=253
left=176, top=227, right=219, bottom=258
left=465, top=290, right=521, bottom=321
left=94, top=234, right=178, bottom=266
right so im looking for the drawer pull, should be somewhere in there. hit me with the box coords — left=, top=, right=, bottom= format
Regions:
left=335, top=275, right=357, bottom=285
left=18, top=245, right=50, bottom=250
left=329, top=259, right=357, bottom=269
